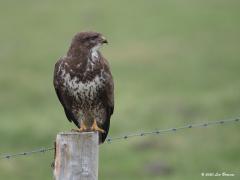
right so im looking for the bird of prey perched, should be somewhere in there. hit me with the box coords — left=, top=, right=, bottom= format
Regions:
left=53, top=31, right=114, bottom=143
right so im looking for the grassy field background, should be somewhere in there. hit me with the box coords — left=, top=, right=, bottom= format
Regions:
left=0, top=0, right=240, bottom=179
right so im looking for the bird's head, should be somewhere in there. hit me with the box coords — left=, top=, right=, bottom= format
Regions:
left=72, top=31, right=108, bottom=51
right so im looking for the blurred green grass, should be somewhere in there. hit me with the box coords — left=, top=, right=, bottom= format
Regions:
left=0, top=0, right=240, bottom=179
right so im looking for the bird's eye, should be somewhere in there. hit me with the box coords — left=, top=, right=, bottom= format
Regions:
left=83, top=35, right=98, bottom=42
left=91, top=35, right=98, bottom=39
left=84, top=37, right=90, bottom=41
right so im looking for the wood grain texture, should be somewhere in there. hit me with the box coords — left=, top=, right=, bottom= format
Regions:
left=54, top=132, right=99, bottom=180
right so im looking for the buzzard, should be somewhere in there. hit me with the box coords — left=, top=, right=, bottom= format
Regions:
left=53, top=31, right=114, bottom=143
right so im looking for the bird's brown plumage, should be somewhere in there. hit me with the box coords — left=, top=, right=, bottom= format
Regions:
left=53, top=31, right=114, bottom=143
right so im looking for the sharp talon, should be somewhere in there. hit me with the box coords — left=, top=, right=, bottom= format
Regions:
left=71, top=129, right=84, bottom=132
left=72, top=120, right=88, bottom=132
left=91, top=127, right=105, bottom=133
left=100, top=129, right=105, bottom=133
left=91, top=119, right=105, bottom=133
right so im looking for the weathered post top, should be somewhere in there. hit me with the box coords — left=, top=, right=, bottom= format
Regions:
left=54, top=132, right=99, bottom=180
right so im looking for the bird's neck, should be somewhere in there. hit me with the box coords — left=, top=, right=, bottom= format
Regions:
left=67, top=45, right=89, bottom=58
left=66, top=45, right=102, bottom=75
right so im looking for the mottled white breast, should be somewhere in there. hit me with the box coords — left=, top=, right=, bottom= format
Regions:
left=60, top=68, right=104, bottom=100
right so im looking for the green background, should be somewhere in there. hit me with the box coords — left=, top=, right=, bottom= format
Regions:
left=0, top=0, right=240, bottom=179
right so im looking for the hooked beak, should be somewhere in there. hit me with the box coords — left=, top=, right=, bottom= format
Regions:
left=101, top=36, right=108, bottom=44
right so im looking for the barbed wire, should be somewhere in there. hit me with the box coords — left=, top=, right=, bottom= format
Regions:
left=0, top=147, right=54, bottom=160
left=0, top=116, right=239, bottom=160
left=106, top=117, right=240, bottom=143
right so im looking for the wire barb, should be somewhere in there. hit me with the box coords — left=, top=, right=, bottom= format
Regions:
left=0, top=147, right=54, bottom=160
left=105, top=116, right=240, bottom=143
left=1, top=116, right=239, bottom=159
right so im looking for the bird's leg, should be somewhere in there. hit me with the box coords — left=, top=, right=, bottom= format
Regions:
left=72, top=120, right=88, bottom=132
left=78, top=120, right=88, bottom=132
left=91, top=119, right=105, bottom=133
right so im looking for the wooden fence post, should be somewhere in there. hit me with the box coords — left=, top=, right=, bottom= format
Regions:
left=54, top=132, right=99, bottom=180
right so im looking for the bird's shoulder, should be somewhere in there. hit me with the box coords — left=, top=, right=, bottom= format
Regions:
left=54, top=56, right=77, bottom=76
left=53, top=56, right=69, bottom=86
left=54, top=56, right=66, bottom=73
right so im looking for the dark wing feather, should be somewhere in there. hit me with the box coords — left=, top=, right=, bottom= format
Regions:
left=98, top=57, right=114, bottom=143
left=53, top=59, right=80, bottom=128
left=99, top=87, right=114, bottom=143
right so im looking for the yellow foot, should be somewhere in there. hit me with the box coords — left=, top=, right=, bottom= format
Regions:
left=71, top=121, right=88, bottom=132
left=91, top=120, right=105, bottom=133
